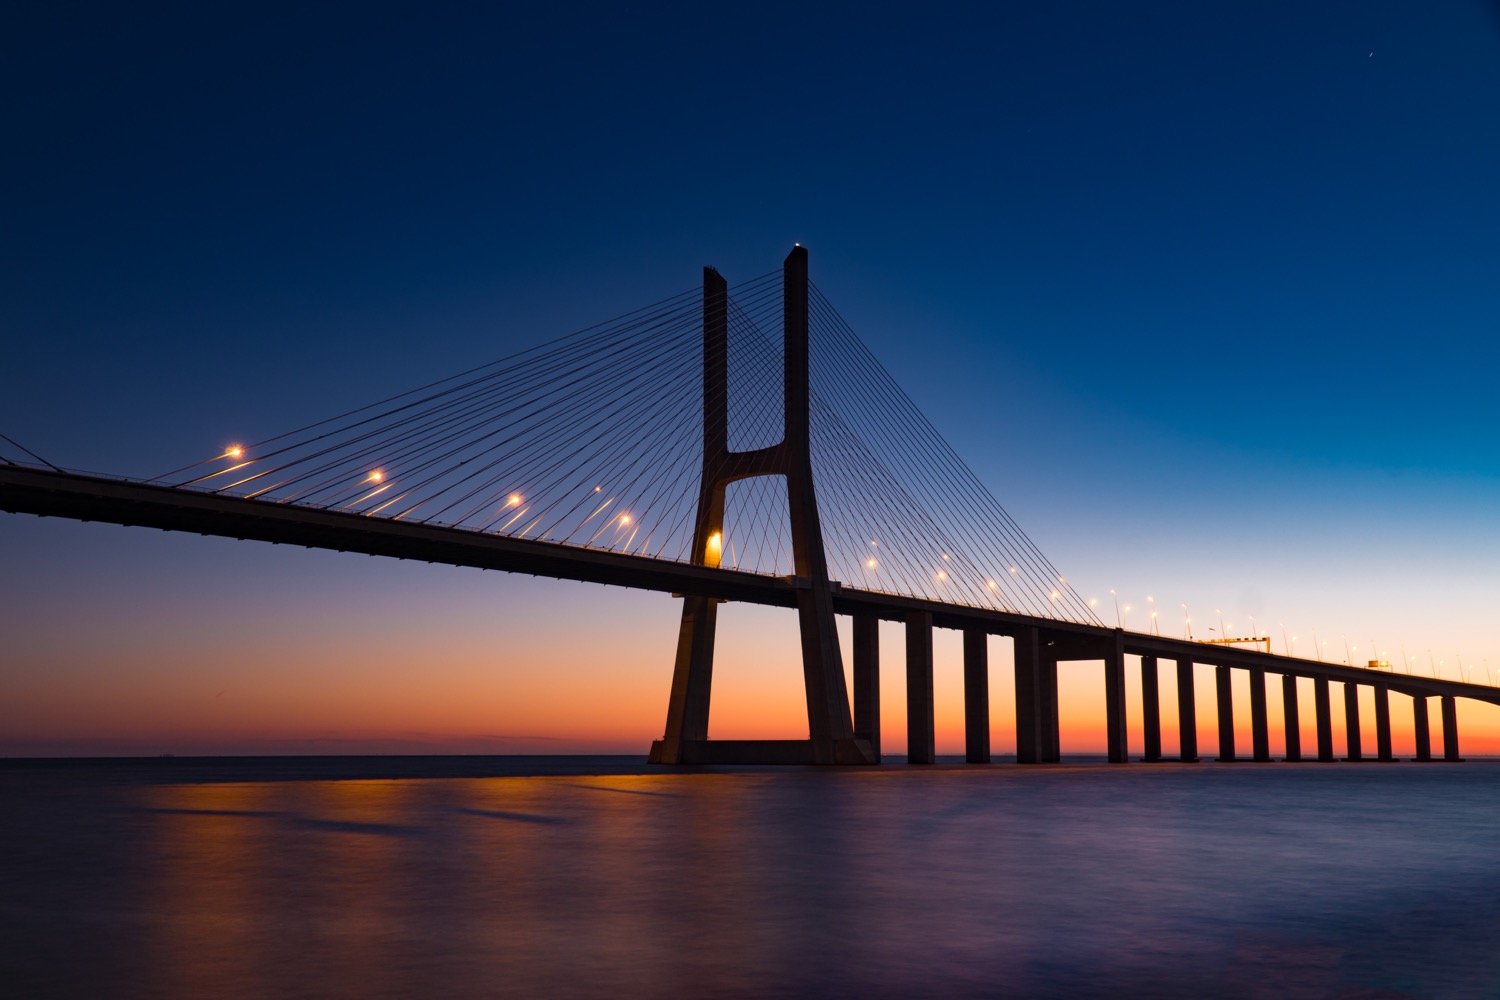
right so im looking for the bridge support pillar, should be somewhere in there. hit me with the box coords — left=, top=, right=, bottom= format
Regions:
left=1141, top=655, right=1161, bottom=762
left=1044, top=647, right=1061, bottom=762
left=1014, top=628, right=1058, bottom=763
left=651, top=595, right=719, bottom=764
left=963, top=628, right=990, bottom=764
left=1282, top=674, right=1302, bottom=761
left=1104, top=631, right=1128, bottom=764
left=1442, top=695, right=1462, bottom=761
left=853, top=615, right=881, bottom=761
left=906, top=612, right=935, bottom=764
left=651, top=248, right=873, bottom=766
left=1215, top=665, right=1235, bottom=762
left=1374, top=687, right=1393, bottom=762
left=1176, top=657, right=1199, bottom=762
left=1343, top=682, right=1363, bottom=761
left=1249, top=667, right=1271, bottom=762
left=1413, top=696, right=1432, bottom=761
left=1314, top=677, right=1335, bottom=762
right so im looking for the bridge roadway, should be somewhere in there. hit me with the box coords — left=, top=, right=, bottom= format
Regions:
left=4, top=464, right=1495, bottom=763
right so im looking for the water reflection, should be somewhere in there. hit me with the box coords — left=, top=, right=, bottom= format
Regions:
left=4, top=765, right=1500, bottom=997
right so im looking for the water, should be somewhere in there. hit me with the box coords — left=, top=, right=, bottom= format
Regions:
left=4, top=757, right=1500, bottom=999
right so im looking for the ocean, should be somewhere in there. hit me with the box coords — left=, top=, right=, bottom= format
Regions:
left=3, top=756, right=1499, bottom=999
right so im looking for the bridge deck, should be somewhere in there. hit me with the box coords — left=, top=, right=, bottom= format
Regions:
left=4, top=464, right=1497, bottom=707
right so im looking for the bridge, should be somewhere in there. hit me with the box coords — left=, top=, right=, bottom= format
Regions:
left=3, top=246, right=1494, bottom=765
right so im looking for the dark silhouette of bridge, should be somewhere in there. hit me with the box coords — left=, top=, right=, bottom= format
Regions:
left=3, top=247, right=1493, bottom=764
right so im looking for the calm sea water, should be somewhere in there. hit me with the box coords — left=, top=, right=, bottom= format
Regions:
left=3, top=757, right=1500, bottom=999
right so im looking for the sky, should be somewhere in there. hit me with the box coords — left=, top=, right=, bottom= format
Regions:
left=3, top=1, right=1500, bottom=756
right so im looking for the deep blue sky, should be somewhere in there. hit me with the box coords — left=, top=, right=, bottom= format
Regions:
left=4, top=2, right=1500, bottom=750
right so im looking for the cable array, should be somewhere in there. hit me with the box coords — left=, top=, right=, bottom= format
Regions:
left=160, top=267, right=1096, bottom=623
left=165, top=281, right=735, bottom=567
left=807, top=282, right=1098, bottom=622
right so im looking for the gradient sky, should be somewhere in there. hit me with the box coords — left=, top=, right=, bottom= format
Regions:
left=4, top=1, right=1500, bottom=756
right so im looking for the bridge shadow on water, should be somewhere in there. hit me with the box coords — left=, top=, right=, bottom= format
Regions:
left=3, top=756, right=1500, bottom=998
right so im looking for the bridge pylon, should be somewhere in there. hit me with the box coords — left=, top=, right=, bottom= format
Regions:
left=649, top=246, right=876, bottom=765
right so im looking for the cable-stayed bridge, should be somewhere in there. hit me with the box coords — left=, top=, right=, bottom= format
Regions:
left=3, top=247, right=1494, bottom=765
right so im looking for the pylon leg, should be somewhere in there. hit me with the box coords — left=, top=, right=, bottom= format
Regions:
left=649, top=595, right=717, bottom=764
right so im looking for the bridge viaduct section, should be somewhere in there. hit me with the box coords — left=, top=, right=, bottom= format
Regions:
left=842, top=612, right=1471, bottom=764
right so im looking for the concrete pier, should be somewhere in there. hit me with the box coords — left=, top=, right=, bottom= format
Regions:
left=1014, top=627, right=1059, bottom=763
left=1442, top=695, right=1462, bottom=761
left=1177, top=657, right=1199, bottom=762
left=1413, top=696, right=1432, bottom=761
left=963, top=628, right=990, bottom=764
left=1104, top=632, right=1128, bottom=763
left=1141, top=655, right=1162, bottom=762
left=853, top=615, right=880, bottom=760
left=1315, top=677, right=1335, bottom=762
left=1044, top=646, right=1061, bottom=762
left=1344, top=681, right=1363, bottom=761
left=1282, top=674, right=1302, bottom=761
left=1374, top=686, right=1393, bottom=762
left=1215, top=665, right=1235, bottom=762
left=1249, top=668, right=1271, bottom=762
left=906, top=612, right=935, bottom=764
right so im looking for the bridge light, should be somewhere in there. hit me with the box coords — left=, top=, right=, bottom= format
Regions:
left=987, top=580, right=997, bottom=590
left=943, top=553, right=950, bottom=561
left=867, top=558, right=877, bottom=569
left=619, top=514, right=631, bottom=525
left=1009, top=566, right=1018, bottom=574
left=706, top=531, right=722, bottom=567
left=936, top=570, right=947, bottom=581
left=224, top=445, right=244, bottom=459
left=595, top=486, right=602, bottom=492
left=368, top=470, right=384, bottom=483
left=1050, top=590, right=1061, bottom=601
left=508, top=494, right=522, bottom=506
